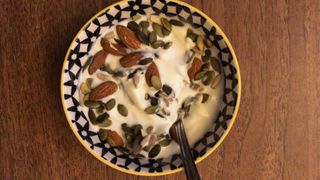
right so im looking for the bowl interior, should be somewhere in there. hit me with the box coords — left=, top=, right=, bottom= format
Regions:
left=61, top=0, right=239, bottom=175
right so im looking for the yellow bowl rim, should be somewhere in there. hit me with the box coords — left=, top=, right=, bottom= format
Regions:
left=60, top=0, right=241, bottom=176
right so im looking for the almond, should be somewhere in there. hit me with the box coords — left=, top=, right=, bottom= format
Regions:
left=119, top=52, right=143, bottom=68
left=116, top=25, right=141, bottom=49
left=145, top=62, right=160, bottom=87
left=89, top=81, right=118, bottom=100
left=102, top=129, right=124, bottom=147
left=187, top=57, right=202, bottom=80
left=101, top=38, right=127, bottom=56
left=88, top=50, right=107, bottom=75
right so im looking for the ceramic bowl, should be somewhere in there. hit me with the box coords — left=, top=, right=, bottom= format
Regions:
left=60, top=0, right=241, bottom=176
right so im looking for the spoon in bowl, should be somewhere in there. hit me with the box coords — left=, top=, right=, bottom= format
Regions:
left=170, top=119, right=201, bottom=180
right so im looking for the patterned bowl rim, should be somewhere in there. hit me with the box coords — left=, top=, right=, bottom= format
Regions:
left=60, top=0, right=241, bottom=176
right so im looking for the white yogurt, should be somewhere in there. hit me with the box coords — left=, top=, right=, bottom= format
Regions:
left=79, top=16, right=224, bottom=158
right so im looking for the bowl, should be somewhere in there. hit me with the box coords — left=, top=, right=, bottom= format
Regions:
left=60, top=0, right=241, bottom=176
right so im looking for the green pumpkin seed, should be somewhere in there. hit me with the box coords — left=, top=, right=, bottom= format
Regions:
left=88, top=109, right=97, bottom=124
left=202, top=49, right=211, bottom=62
left=169, top=19, right=184, bottom=26
left=84, top=100, right=101, bottom=109
left=96, top=112, right=109, bottom=123
left=113, top=70, right=126, bottom=77
left=118, top=146, right=131, bottom=154
left=139, top=21, right=149, bottom=28
left=96, top=106, right=105, bottom=114
left=98, top=129, right=108, bottom=141
left=82, top=56, right=93, bottom=72
left=191, top=46, right=203, bottom=55
left=151, top=40, right=165, bottom=49
left=161, top=18, right=172, bottom=31
left=162, top=84, right=172, bottom=95
left=117, top=104, right=128, bottom=117
left=100, top=65, right=114, bottom=74
left=148, top=144, right=161, bottom=158
left=210, top=57, right=221, bottom=73
left=127, top=21, right=141, bottom=32
left=104, top=98, right=116, bottom=111
left=202, top=71, right=214, bottom=85
left=142, top=27, right=149, bottom=37
left=133, top=124, right=143, bottom=136
left=211, top=74, right=222, bottom=89
left=201, top=63, right=211, bottom=71
left=139, top=57, right=153, bottom=65
left=98, top=119, right=112, bottom=127
left=152, top=23, right=164, bottom=37
left=151, top=75, right=162, bottom=89
left=136, top=30, right=149, bottom=44
left=86, top=78, right=93, bottom=88
left=125, top=134, right=133, bottom=144
left=150, top=97, right=159, bottom=106
left=201, top=93, right=210, bottom=103
left=122, top=123, right=134, bottom=136
left=196, top=35, right=204, bottom=52
left=80, top=82, right=91, bottom=94
left=205, top=39, right=213, bottom=48
left=194, top=71, right=206, bottom=80
left=187, top=29, right=197, bottom=41
left=96, top=73, right=109, bottom=81
left=163, top=42, right=172, bottom=49
left=132, top=14, right=142, bottom=21
left=132, top=134, right=143, bottom=154
left=162, top=27, right=170, bottom=36
left=148, top=31, right=157, bottom=44
left=159, top=138, right=171, bottom=147
left=144, top=105, right=159, bottom=114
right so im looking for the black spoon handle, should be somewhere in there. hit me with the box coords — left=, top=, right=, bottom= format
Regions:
left=174, top=120, right=201, bottom=180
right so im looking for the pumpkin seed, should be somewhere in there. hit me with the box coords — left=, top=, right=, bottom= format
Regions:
left=82, top=56, right=93, bottom=72
left=151, top=75, right=162, bottom=89
left=187, top=29, right=197, bottom=41
left=148, top=144, right=161, bottom=158
left=104, top=98, right=116, bottom=111
left=210, top=57, right=221, bottom=73
left=98, top=129, right=108, bottom=141
left=150, top=97, right=159, bottom=106
left=96, top=105, right=105, bottom=114
left=142, top=27, right=149, bottom=37
left=139, top=57, right=153, bottom=65
left=100, top=65, right=114, bottom=74
left=86, top=78, right=93, bottom=88
left=155, top=90, right=163, bottom=97
left=202, top=49, right=211, bottom=62
left=139, top=20, right=149, bottom=28
left=128, top=21, right=140, bottom=32
left=161, top=18, right=172, bottom=31
left=117, top=104, right=128, bottom=117
left=88, top=109, right=97, bottom=124
left=194, top=71, right=206, bottom=80
left=205, top=39, right=213, bottom=48
left=84, top=100, right=101, bottom=109
left=159, top=138, right=171, bottom=147
left=202, top=71, right=214, bottom=85
left=191, top=46, right=203, bottom=55
left=163, top=42, right=172, bottom=49
left=201, top=63, right=211, bottom=71
left=122, top=123, right=134, bottom=136
left=98, top=119, right=112, bottom=127
left=169, top=19, right=184, bottom=26
left=132, top=134, right=142, bottom=154
left=125, top=134, right=133, bottom=144
left=162, top=84, right=172, bottom=95
left=162, top=27, right=170, bottom=36
left=144, top=105, right=159, bottom=114
left=196, top=35, right=204, bottom=52
left=152, top=23, right=164, bottom=37
left=117, top=146, right=131, bottom=154
left=187, top=51, right=195, bottom=64
left=96, top=72, right=110, bottom=81
left=133, top=124, right=143, bottom=136
left=148, top=31, right=157, bottom=44
left=190, top=83, right=201, bottom=90
left=146, top=126, right=154, bottom=134
left=211, top=74, right=222, bottom=89
left=113, top=70, right=126, bottom=77
left=80, top=82, right=91, bottom=94
left=128, top=68, right=142, bottom=79
left=132, top=14, right=142, bottom=21
left=96, top=112, right=109, bottom=123
left=140, top=135, right=151, bottom=147
left=201, top=93, right=210, bottom=103
left=136, top=30, right=149, bottom=44
left=151, top=40, right=165, bottom=49
left=145, top=93, right=150, bottom=100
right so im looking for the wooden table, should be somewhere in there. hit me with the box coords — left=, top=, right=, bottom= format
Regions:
left=1, top=0, right=319, bottom=179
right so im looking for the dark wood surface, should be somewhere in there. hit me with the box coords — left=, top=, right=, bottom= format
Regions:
left=1, top=0, right=319, bottom=179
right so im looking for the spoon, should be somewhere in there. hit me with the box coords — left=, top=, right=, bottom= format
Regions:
left=170, top=119, right=201, bottom=180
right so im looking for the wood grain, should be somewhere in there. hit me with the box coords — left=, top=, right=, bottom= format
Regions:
left=1, top=0, right=319, bottom=179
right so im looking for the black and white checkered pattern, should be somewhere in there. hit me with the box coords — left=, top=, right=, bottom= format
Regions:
left=62, top=0, right=239, bottom=173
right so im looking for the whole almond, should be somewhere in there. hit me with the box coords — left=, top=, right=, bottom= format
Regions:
left=120, top=52, right=143, bottom=68
left=101, top=38, right=127, bottom=56
left=145, top=62, right=160, bottom=87
left=89, top=81, right=118, bottom=100
left=88, top=50, right=107, bottom=75
left=116, top=25, right=141, bottom=49
left=187, top=57, right=202, bottom=80
left=105, top=130, right=124, bottom=147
